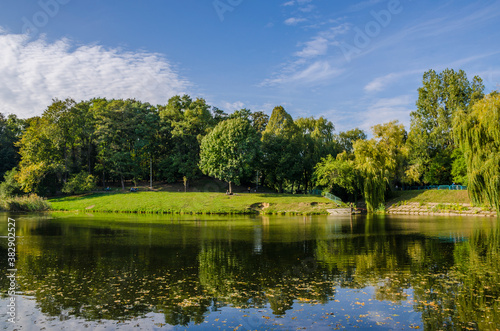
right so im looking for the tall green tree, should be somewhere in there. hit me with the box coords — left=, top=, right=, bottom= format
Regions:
left=295, top=116, right=337, bottom=191
left=314, top=152, right=359, bottom=201
left=407, top=69, right=484, bottom=184
left=354, top=121, right=407, bottom=212
left=453, top=93, right=500, bottom=212
left=158, top=95, right=213, bottom=186
left=0, top=113, right=25, bottom=178
left=199, top=118, right=260, bottom=194
left=95, top=99, right=158, bottom=189
left=16, top=116, right=64, bottom=195
left=261, top=106, right=302, bottom=192
left=336, top=128, right=367, bottom=154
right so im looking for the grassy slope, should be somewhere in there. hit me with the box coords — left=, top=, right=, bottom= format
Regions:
left=48, top=192, right=343, bottom=215
left=386, top=189, right=471, bottom=205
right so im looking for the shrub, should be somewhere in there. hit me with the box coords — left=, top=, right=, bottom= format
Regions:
left=0, top=194, right=50, bottom=212
left=62, top=171, right=97, bottom=195
left=0, top=168, right=23, bottom=197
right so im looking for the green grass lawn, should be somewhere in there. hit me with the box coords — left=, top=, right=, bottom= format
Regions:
left=386, top=189, right=471, bottom=205
left=48, top=191, right=343, bottom=215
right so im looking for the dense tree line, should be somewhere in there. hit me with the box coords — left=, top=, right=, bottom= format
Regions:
left=0, top=68, right=498, bottom=213
left=0, top=95, right=340, bottom=196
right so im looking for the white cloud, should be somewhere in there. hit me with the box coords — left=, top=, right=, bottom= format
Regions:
left=360, top=95, right=413, bottom=131
left=262, top=60, right=343, bottom=86
left=0, top=32, right=190, bottom=118
left=261, top=24, right=349, bottom=87
left=221, top=101, right=246, bottom=112
left=284, top=17, right=307, bottom=25
left=364, top=69, right=423, bottom=93
left=295, top=36, right=329, bottom=58
left=299, top=5, right=315, bottom=13
left=282, top=1, right=295, bottom=6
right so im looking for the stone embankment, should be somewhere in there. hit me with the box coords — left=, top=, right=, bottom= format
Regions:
left=387, top=202, right=497, bottom=217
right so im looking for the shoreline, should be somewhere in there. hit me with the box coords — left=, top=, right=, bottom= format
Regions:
left=386, top=202, right=497, bottom=217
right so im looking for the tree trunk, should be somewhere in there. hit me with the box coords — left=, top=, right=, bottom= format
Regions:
left=121, top=175, right=125, bottom=191
left=229, top=181, right=232, bottom=194
left=102, top=171, right=105, bottom=188
left=149, top=157, right=153, bottom=190
left=88, top=141, right=92, bottom=174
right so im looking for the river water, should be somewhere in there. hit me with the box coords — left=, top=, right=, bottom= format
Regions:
left=1, top=212, right=499, bottom=330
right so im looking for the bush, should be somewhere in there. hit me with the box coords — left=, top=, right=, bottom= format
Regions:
left=62, top=171, right=97, bottom=195
left=0, top=194, right=50, bottom=212
left=0, top=168, right=23, bottom=197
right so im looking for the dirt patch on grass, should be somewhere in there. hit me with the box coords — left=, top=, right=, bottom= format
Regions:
left=249, top=202, right=271, bottom=211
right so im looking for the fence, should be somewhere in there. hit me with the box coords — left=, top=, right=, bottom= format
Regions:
left=309, top=189, right=343, bottom=205
left=402, top=185, right=467, bottom=191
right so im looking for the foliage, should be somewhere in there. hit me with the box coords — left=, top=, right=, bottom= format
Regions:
left=158, top=95, right=212, bottom=184
left=451, top=148, right=467, bottom=185
left=261, top=106, right=302, bottom=192
left=295, top=116, right=338, bottom=191
left=199, top=117, right=260, bottom=193
left=0, top=194, right=50, bottom=212
left=354, top=121, right=408, bottom=212
left=336, top=128, right=366, bottom=154
left=407, top=68, right=484, bottom=184
left=62, top=171, right=97, bottom=195
left=314, top=153, right=358, bottom=198
left=453, top=92, right=500, bottom=212
left=0, top=168, right=23, bottom=197
left=0, top=113, right=25, bottom=178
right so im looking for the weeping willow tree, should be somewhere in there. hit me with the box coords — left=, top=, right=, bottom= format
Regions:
left=353, top=121, right=408, bottom=212
left=453, top=92, right=500, bottom=213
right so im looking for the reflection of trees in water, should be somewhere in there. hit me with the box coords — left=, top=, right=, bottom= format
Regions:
left=315, top=222, right=500, bottom=330
left=4, top=217, right=500, bottom=328
left=412, top=225, right=500, bottom=330
left=198, top=241, right=336, bottom=315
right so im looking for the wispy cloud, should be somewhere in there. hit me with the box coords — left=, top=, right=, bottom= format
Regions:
left=262, top=24, right=349, bottom=87
left=261, top=60, right=344, bottom=86
left=364, top=69, right=423, bottom=93
left=360, top=95, right=413, bottom=131
left=284, top=17, right=307, bottom=25
left=345, top=0, right=385, bottom=13
left=0, top=32, right=190, bottom=117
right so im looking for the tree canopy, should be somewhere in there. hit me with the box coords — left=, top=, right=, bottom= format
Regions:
left=453, top=92, right=500, bottom=212
left=199, top=117, right=260, bottom=193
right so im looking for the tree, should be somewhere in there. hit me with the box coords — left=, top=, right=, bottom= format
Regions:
left=314, top=152, right=359, bottom=201
left=450, top=148, right=467, bottom=185
left=261, top=106, right=302, bottom=192
left=15, top=115, right=65, bottom=195
left=407, top=69, right=484, bottom=184
left=0, top=113, right=25, bottom=178
left=199, top=118, right=260, bottom=194
left=95, top=99, right=158, bottom=189
left=250, top=111, right=269, bottom=133
left=354, top=121, right=407, bottom=212
left=453, top=92, right=500, bottom=212
left=158, top=95, right=213, bottom=186
left=336, top=128, right=367, bottom=154
left=295, top=116, right=337, bottom=192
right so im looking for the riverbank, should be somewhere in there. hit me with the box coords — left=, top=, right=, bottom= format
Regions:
left=385, top=190, right=497, bottom=217
left=0, top=194, right=50, bottom=212
left=48, top=191, right=343, bottom=215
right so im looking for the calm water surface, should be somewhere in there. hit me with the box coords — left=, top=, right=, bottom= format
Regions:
left=1, top=212, right=499, bottom=330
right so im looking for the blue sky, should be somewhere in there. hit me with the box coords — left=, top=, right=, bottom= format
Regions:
left=0, top=0, right=499, bottom=132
